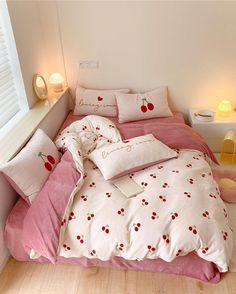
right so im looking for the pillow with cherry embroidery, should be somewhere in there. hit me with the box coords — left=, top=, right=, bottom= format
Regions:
left=88, top=134, right=177, bottom=180
left=0, top=129, right=60, bottom=204
left=116, top=86, right=173, bottom=123
left=74, top=85, right=130, bottom=117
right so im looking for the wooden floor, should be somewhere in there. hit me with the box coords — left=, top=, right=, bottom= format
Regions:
left=0, top=259, right=236, bottom=294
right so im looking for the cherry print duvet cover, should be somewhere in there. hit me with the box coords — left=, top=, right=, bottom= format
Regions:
left=22, top=115, right=233, bottom=272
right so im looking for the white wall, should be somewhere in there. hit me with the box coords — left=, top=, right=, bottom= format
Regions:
left=39, top=1, right=236, bottom=113
left=7, top=0, right=49, bottom=108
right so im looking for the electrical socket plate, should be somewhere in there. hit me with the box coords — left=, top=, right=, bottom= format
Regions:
left=79, top=60, right=99, bottom=69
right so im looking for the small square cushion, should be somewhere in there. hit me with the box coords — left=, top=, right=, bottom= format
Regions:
left=89, top=134, right=177, bottom=180
left=74, top=85, right=130, bottom=117
left=1, top=129, right=60, bottom=204
left=116, top=86, right=173, bottom=123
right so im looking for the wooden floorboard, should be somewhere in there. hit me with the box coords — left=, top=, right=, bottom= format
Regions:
left=0, top=258, right=235, bottom=294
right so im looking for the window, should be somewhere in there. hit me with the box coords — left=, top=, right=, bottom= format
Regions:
left=0, top=0, right=28, bottom=138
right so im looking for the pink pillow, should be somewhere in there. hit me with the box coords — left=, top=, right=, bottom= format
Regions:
left=0, top=129, right=60, bottom=204
left=74, top=85, right=130, bottom=117
left=116, top=86, right=173, bottom=123
left=89, top=134, right=177, bottom=180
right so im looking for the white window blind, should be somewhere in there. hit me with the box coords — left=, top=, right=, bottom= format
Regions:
left=0, top=0, right=28, bottom=137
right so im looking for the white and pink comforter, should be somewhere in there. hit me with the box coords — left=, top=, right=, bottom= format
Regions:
left=23, top=115, right=233, bottom=272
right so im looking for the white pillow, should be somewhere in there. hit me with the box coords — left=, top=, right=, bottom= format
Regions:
left=88, top=134, right=177, bottom=180
left=74, top=85, right=130, bottom=117
left=116, top=86, right=173, bottom=123
left=0, top=129, right=60, bottom=204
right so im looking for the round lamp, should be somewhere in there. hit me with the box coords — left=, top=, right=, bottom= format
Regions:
left=49, top=73, right=64, bottom=92
left=218, top=100, right=232, bottom=116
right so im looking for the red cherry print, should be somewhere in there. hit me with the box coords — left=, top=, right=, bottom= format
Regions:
left=147, top=102, right=154, bottom=111
left=63, top=244, right=67, bottom=248
left=162, top=182, right=169, bottom=188
left=67, top=246, right=71, bottom=250
left=77, top=235, right=80, bottom=240
left=176, top=249, right=182, bottom=256
left=142, top=199, right=149, bottom=206
left=47, top=155, right=55, bottom=164
left=97, top=96, right=103, bottom=101
left=87, top=216, right=91, bottom=220
left=141, top=105, right=147, bottom=113
left=91, top=214, right=94, bottom=217
left=118, top=211, right=121, bottom=215
left=189, top=225, right=197, bottom=234
left=151, top=247, right=156, bottom=251
left=102, top=225, right=110, bottom=234
left=44, top=162, right=52, bottom=171
left=163, top=234, right=170, bottom=244
left=202, top=247, right=209, bottom=254
left=147, top=245, right=152, bottom=250
left=170, top=212, right=178, bottom=220
left=133, top=223, right=141, bottom=232
left=129, top=173, right=134, bottom=179
left=80, top=240, right=84, bottom=244
left=121, top=208, right=124, bottom=212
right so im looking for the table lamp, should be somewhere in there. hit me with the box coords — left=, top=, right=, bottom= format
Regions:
left=49, top=73, right=64, bottom=92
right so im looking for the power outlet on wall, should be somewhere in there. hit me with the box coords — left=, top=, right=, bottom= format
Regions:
left=79, top=60, right=99, bottom=69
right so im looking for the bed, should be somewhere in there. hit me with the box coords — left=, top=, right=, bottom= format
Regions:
left=3, top=109, right=235, bottom=284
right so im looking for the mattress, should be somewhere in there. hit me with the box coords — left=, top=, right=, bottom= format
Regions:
left=4, top=111, right=226, bottom=283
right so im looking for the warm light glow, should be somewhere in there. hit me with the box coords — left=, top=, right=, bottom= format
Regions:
left=49, top=73, right=64, bottom=92
left=218, top=100, right=232, bottom=115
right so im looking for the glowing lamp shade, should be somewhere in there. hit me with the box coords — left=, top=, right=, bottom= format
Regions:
left=218, top=100, right=232, bottom=116
left=49, top=73, right=64, bottom=92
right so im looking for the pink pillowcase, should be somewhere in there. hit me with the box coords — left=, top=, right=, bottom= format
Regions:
left=116, top=86, right=173, bottom=123
left=74, top=85, right=130, bottom=117
left=0, top=129, right=60, bottom=204
left=89, top=134, right=177, bottom=180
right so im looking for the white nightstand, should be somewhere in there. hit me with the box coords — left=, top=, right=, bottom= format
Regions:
left=189, top=108, right=236, bottom=152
